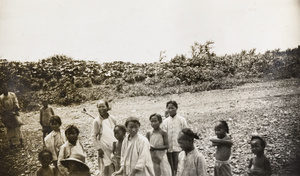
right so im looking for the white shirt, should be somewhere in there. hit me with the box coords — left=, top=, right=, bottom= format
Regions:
left=161, top=114, right=188, bottom=152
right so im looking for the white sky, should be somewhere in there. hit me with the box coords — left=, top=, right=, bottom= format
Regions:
left=0, top=0, right=299, bottom=63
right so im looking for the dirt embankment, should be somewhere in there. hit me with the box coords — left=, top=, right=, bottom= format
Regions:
left=1, top=78, right=300, bottom=176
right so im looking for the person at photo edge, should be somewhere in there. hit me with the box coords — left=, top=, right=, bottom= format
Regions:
left=0, top=84, right=24, bottom=148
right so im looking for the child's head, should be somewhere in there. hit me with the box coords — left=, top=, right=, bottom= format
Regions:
left=149, top=113, right=162, bottom=129
left=50, top=115, right=62, bottom=131
left=166, top=100, right=178, bottom=117
left=42, top=99, right=48, bottom=107
left=1, top=83, right=8, bottom=95
left=114, top=125, right=126, bottom=141
left=38, top=149, right=53, bottom=167
left=250, top=136, right=266, bottom=155
left=215, top=120, right=229, bottom=139
left=65, top=125, right=80, bottom=144
left=97, top=99, right=110, bottom=116
left=125, top=117, right=140, bottom=137
left=177, top=128, right=199, bottom=151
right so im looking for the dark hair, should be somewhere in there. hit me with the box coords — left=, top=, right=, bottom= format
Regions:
left=251, top=136, right=266, bottom=149
left=125, top=116, right=140, bottom=127
left=219, top=120, right=229, bottom=133
left=166, top=100, right=178, bottom=109
left=181, top=128, right=199, bottom=140
left=149, top=113, right=162, bottom=123
left=114, top=125, right=127, bottom=133
left=65, top=125, right=80, bottom=136
left=38, top=149, right=53, bottom=162
left=50, top=115, right=62, bottom=126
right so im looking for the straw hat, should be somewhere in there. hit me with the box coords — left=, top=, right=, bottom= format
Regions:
left=61, top=153, right=89, bottom=172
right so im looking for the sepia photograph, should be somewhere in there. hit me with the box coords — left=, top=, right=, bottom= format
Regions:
left=0, top=0, right=299, bottom=175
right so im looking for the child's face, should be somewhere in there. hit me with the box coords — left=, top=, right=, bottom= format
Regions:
left=250, top=139, right=264, bottom=155
left=97, top=101, right=109, bottom=116
left=66, top=129, right=78, bottom=144
left=150, top=116, right=160, bottom=129
left=50, top=121, right=60, bottom=132
left=177, top=132, right=192, bottom=151
left=114, top=127, right=126, bottom=141
left=215, top=123, right=226, bottom=139
left=40, top=152, right=52, bottom=167
left=42, top=101, right=48, bottom=107
left=167, top=104, right=177, bottom=117
left=126, top=122, right=139, bottom=137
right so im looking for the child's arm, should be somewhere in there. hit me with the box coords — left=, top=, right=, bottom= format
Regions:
left=210, top=136, right=233, bottom=146
left=263, top=158, right=272, bottom=176
left=133, top=138, right=151, bottom=175
left=50, top=107, right=55, bottom=116
left=57, top=145, right=69, bottom=175
left=112, top=166, right=123, bottom=176
left=146, top=131, right=150, bottom=141
left=39, top=110, right=43, bottom=126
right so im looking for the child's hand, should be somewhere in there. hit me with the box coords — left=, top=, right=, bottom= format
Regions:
left=98, top=149, right=104, bottom=158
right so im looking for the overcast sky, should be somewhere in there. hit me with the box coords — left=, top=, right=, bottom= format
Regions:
left=0, top=0, right=299, bottom=63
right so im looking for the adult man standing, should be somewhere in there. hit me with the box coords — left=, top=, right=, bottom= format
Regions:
left=92, top=100, right=117, bottom=176
left=0, top=84, right=23, bottom=148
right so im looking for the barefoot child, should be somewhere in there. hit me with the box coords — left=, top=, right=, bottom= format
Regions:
left=112, top=125, right=126, bottom=171
left=161, top=100, right=188, bottom=176
left=58, top=125, right=86, bottom=175
left=146, top=113, right=171, bottom=176
left=210, top=121, right=233, bottom=176
left=40, top=99, right=55, bottom=145
left=112, top=117, right=155, bottom=176
left=177, top=128, right=207, bottom=176
left=248, top=136, right=272, bottom=176
left=36, top=149, right=58, bottom=176
left=44, top=116, right=66, bottom=170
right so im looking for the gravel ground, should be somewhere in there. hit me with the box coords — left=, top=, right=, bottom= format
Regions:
left=1, top=78, right=300, bottom=176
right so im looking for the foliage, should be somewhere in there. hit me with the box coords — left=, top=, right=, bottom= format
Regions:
left=0, top=44, right=299, bottom=110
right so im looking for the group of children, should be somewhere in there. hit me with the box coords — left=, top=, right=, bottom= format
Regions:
left=36, top=99, right=272, bottom=176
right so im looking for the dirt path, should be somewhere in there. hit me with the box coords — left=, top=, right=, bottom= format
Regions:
left=1, top=78, right=300, bottom=176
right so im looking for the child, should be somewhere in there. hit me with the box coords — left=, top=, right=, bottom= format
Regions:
left=61, top=153, right=91, bottom=176
left=146, top=113, right=171, bottom=176
left=36, top=149, right=57, bottom=176
left=58, top=125, right=86, bottom=175
left=112, top=117, right=155, bottom=176
left=248, top=136, right=272, bottom=176
left=92, top=99, right=117, bottom=176
left=0, top=84, right=24, bottom=148
left=210, top=120, right=233, bottom=176
left=161, top=100, right=188, bottom=176
left=177, top=128, right=207, bottom=176
left=111, top=125, right=127, bottom=171
left=40, top=99, right=55, bottom=145
left=44, top=116, right=66, bottom=169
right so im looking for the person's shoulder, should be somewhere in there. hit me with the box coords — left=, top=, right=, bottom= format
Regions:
left=44, top=131, right=53, bottom=141
left=159, top=128, right=167, bottom=135
left=138, top=133, right=149, bottom=142
left=261, top=155, right=271, bottom=162
left=223, top=135, right=232, bottom=141
left=8, top=92, right=16, bottom=96
left=176, top=114, right=186, bottom=120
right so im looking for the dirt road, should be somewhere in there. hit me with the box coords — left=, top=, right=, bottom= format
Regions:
left=1, top=78, right=300, bottom=176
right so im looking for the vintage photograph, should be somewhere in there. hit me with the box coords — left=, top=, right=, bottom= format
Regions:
left=0, top=0, right=299, bottom=176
